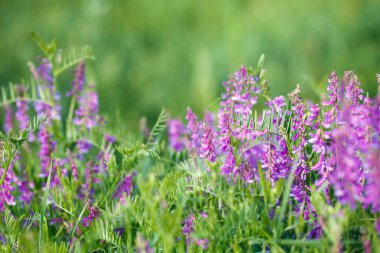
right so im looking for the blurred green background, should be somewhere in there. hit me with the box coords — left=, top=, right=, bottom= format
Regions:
left=0, top=0, right=379, bottom=129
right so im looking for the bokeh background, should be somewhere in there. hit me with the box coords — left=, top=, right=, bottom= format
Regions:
left=0, top=0, right=379, bottom=130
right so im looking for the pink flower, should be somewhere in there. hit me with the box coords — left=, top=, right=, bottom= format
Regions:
left=199, top=123, right=216, bottom=163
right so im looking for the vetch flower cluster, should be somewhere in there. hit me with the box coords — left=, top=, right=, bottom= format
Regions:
left=0, top=57, right=125, bottom=223
left=169, top=63, right=380, bottom=234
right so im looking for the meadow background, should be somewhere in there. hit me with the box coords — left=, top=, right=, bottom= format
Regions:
left=0, top=0, right=379, bottom=129
left=0, top=1, right=379, bottom=252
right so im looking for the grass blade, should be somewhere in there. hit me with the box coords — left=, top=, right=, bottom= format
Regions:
left=66, top=201, right=88, bottom=246
left=39, top=158, right=53, bottom=251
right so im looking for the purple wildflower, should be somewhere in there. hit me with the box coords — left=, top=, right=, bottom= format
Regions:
left=49, top=158, right=67, bottom=189
left=231, top=87, right=257, bottom=118
left=377, top=74, right=380, bottom=104
left=82, top=162, right=100, bottom=200
left=322, top=108, right=335, bottom=129
left=73, top=85, right=100, bottom=128
left=114, top=172, right=135, bottom=205
left=67, top=62, right=86, bottom=97
left=266, top=96, right=286, bottom=115
left=32, top=58, right=62, bottom=121
left=49, top=217, right=64, bottom=226
left=308, top=223, right=323, bottom=239
left=305, top=103, right=320, bottom=128
left=68, top=153, right=78, bottom=181
left=34, top=101, right=57, bottom=120
left=182, top=214, right=195, bottom=245
left=203, top=110, right=215, bottom=127
left=291, top=181, right=313, bottom=219
left=38, top=127, right=56, bottom=177
left=235, top=126, right=265, bottom=141
left=104, top=134, right=116, bottom=145
left=217, top=107, right=232, bottom=152
left=196, top=239, right=209, bottom=250
left=136, top=234, right=154, bottom=253
left=308, top=129, right=327, bottom=154
left=363, top=149, right=380, bottom=212
left=238, top=145, right=265, bottom=183
left=332, top=125, right=364, bottom=209
left=322, top=71, right=340, bottom=107
left=321, top=72, right=342, bottom=129
left=288, top=85, right=306, bottom=144
left=28, top=61, right=39, bottom=80
left=287, top=86, right=316, bottom=219
left=344, top=71, right=363, bottom=106
left=199, top=123, right=216, bottom=162
left=16, top=100, right=29, bottom=131
left=3, top=104, right=12, bottom=134
left=18, top=181, right=34, bottom=204
left=185, top=108, right=200, bottom=152
left=76, top=139, right=92, bottom=160
left=36, top=58, right=54, bottom=92
left=97, top=149, right=112, bottom=172
left=220, top=66, right=261, bottom=151
left=237, top=162, right=254, bottom=183
left=221, top=66, right=259, bottom=119
left=349, top=105, right=372, bottom=148
left=168, top=119, right=187, bottom=151
left=185, top=108, right=198, bottom=132
left=315, top=150, right=336, bottom=193
left=221, top=148, right=236, bottom=175
left=82, top=205, right=101, bottom=227
left=0, top=168, right=17, bottom=210
left=362, top=237, right=371, bottom=253
left=261, top=136, right=292, bottom=183
left=200, top=212, right=208, bottom=219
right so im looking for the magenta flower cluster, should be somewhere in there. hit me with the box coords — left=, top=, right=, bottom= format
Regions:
left=0, top=58, right=133, bottom=229
left=169, top=66, right=380, bottom=234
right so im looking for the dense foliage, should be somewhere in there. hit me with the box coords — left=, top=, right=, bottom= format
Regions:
left=0, top=40, right=379, bottom=252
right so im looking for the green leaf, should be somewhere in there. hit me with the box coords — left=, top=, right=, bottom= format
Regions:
left=66, top=201, right=88, bottom=246
left=30, top=32, right=56, bottom=58
left=39, top=158, right=53, bottom=251
left=9, top=134, right=27, bottom=149
left=258, top=54, right=265, bottom=70
left=54, top=46, right=95, bottom=76
left=147, top=107, right=167, bottom=149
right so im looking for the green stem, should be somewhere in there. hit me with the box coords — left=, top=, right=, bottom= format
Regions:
left=66, top=96, right=76, bottom=139
left=66, top=201, right=88, bottom=246
left=0, top=151, right=15, bottom=187
left=98, top=174, right=121, bottom=206
left=0, top=98, right=55, bottom=108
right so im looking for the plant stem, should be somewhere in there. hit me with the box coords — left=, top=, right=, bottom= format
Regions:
left=66, top=96, right=76, bottom=139
left=0, top=151, right=15, bottom=187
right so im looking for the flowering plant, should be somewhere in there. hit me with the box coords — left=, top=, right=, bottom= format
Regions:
left=0, top=38, right=379, bottom=252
